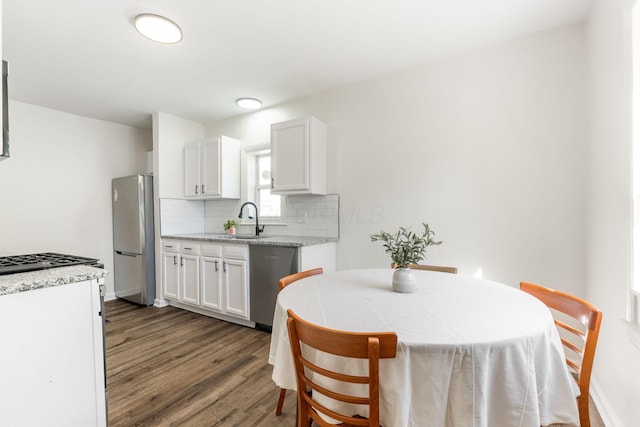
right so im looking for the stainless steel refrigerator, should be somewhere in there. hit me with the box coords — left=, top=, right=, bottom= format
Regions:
left=112, top=175, right=155, bottom=306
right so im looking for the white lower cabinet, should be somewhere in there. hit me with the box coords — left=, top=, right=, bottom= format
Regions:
left=162, top=241, right=200, bottom=307
left=180, top=244, right=200, bottom=306
left=200, top=243, right=249, bottom=320
left=201, top=255, right=222, bottom=310
left=162, top=239, right=249, bottom=324
left=162, top=243, right=180, bottom=300
left=180, top=253, right=199, bottom=306
left=0, top=279, right=107, bottom=426
left=222, top=254, right=249, bottom=318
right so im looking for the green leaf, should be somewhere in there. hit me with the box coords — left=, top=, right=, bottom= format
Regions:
left=369, top=222, right=443, bottom=267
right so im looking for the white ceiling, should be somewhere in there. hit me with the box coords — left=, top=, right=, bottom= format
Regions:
left=3, top=0, right=592, bottom=130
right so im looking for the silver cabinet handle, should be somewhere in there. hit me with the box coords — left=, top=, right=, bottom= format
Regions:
left=180, top=256, right=184, bottom=266
left=201, top=184, right=205, bottom=194
left=223, top=262, right=227, bottom=273
left=214, top=260, right=219, bottom=271
left=195, top=185, right=198, bottom=194
left=173, top=255, right=177, bottom=265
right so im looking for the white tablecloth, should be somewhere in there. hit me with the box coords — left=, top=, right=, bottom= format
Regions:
left=268, top=269, right=579, bottom=427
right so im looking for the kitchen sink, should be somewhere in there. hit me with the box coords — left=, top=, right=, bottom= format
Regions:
left=233, top=235, right=265, bottom=240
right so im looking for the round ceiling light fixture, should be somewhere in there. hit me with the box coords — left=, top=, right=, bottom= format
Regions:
left=236, top=98, right=263, bottom=110
left=134, top=13, right=183, bottom=44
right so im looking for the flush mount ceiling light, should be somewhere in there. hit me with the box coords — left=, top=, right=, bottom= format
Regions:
left=134, top=13, right=182, bottom=44
left=236, top=98, right=263, bottom=110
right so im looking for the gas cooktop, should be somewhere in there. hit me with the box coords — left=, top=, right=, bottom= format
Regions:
left=0, top=252, right=102, bottom=276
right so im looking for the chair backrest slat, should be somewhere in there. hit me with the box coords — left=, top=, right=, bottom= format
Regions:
left=278, top=267, right=323, bottom=291
left=391, top=263, right=457, bottom=274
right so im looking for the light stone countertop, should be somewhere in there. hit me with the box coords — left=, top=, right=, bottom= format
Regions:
left=0, top=265, right=108, bottom=296
left=162, top=233, right=338, bottom=247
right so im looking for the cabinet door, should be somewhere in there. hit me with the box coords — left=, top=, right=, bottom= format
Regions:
left=223, top=258, right=249, bottom=319
left=218, top=136, right=241, bottom=199
left=0, top=280, right=107, bottom=426
left=201, top=139, right=221, bottom=197
left=201, top=256, right=223, bottom=311
left=271, top=118, right=309, bottom=192
left=184, top=142, right=201, bottom=198
left=162, top=252, right=180, bottom=300
left=181, top=254, right=200, bottom=305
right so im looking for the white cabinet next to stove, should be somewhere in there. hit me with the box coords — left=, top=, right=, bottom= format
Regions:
left=0, top=278, right=107, bottom=426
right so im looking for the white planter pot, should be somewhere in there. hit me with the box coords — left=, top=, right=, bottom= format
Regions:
left=392, top=267, right=417, bottom=293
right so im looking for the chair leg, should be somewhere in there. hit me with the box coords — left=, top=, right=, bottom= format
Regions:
left=275, top=388, right=287, bottom=416
left=578, top=394, right=591, bottom=427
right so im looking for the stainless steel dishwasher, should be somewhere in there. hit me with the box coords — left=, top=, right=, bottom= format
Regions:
left=249, top=245, right=298, bottom=330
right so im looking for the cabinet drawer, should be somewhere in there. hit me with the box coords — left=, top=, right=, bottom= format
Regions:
left=180, top=243, right=200, bottom=255
left=201, top=244, right=222, bottom=257
left=162, top=241, right=180, bottom=253
left=223, top=244, right=248, bottom=260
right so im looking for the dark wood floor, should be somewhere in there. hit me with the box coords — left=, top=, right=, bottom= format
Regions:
left=105, top=298, right=605, bottom=427
left=105, top=299, right=296, bottom=426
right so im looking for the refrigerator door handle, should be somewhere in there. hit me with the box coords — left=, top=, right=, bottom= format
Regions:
left=116, top=251, right=138, bottom=257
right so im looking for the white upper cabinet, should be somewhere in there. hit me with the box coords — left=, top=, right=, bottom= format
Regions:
left=184, top=143, right=201, bottom=198
left=184, top=136, right=241, bottom=199
left=271, top=117, right=327, bottom=195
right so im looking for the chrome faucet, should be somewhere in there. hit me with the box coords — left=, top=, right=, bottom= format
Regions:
left=238, top=201, right=265, bottom=236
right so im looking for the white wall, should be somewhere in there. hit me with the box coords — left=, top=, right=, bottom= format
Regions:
left=0, top=101, right=151, bottom=297
left=586, top=1, right=640, bottom=426
left=206, top=24, right=588, bottom=293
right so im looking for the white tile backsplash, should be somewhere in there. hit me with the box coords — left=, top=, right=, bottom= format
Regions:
left=161, top=195, right=340, bottom=238
left=160, top=198, right=205, bottom=234
left=204, top=199, right=243, bottom=233
left=280, top=194, right=340, bottom=238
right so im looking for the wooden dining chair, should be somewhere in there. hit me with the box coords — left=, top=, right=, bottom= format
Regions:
left=391, top=263, right=458, bottom=274
left=277, top=267, right=324, bottom=291
left=286, top=309, right=398, bottom=427
left=519, top=282, right=603, bottom=427
left=275, top=267, right=324, bottom=416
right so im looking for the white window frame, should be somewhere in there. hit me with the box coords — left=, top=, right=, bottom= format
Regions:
left=245, top=146, right=284, bottom=224
left=627, top=0, right=640, bottom=348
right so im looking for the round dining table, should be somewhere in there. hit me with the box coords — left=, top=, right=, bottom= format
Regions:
left=268, top=268, right=580, bottom=427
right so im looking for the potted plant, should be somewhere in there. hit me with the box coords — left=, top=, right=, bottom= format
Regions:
left=224, top=220, right=237, bottom=235
left=370, top=223, right=442, bottom=292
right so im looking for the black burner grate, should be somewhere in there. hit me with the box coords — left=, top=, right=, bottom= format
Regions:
left=0, top=252, right=101, bottom=275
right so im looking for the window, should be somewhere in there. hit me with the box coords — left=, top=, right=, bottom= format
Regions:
left=245, top=147, right=283, bottom=222
left=634, top=3, right=640, bottom=296
left=255, top=153, right=282, bottom=218
left=630, top=1, right=640, bottom=336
